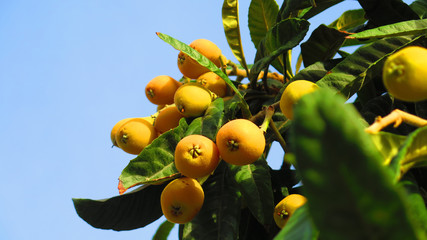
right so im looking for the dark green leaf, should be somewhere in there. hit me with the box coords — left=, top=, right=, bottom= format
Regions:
left=347, top=19, right=427, bottom=40
left=279, top=0, right=342, bottom=19
left=273, top=205, right=318, bottom=240
left=228, top=156, right=274, bottom=226
left=248, top=0, right=279, bottom=49
left=297, top=0, right=344, bottom=20
left=410, top=0, right=427, bottom=18
left=291, top=88, right=418, bottom=240
left=222, top=0, right=249, bottom=71
left=316, top=35, right=424, bottom=99
left=357, top=0, right=419, bottom=27
left=201, top=98, right=224, bottom=140
left=300, top=24, right=349, bottom=67
left=328, top=9, right=366, bottom=31
left=182, top=162, right=241, bottom=240
left=293, top=59, right=342, bottom=83
left=73, top=184, right=165, bottom=231
left=398, top=175, right=427, bottom=240
left=153, top=220, right=175, bottom=240
left=250, top=18, right=310, bottom=83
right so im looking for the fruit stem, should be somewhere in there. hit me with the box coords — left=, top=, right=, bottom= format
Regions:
left=259, top=105, right=275, bottom=133
left=365, top=109, right=427, bottom=134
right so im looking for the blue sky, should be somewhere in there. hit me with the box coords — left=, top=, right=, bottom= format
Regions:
left=0, top=0, right=412, bottom=239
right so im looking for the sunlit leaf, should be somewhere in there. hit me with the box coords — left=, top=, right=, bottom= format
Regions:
left=392, top=126, right=427, bottom=180
left=222, top=0, right=249, bottom=71
left=291, top=88, right=418, bottom=239
left=273, top=205, right=318, bottom=240
left=368, top=131, right=406, bottom=166
left=300, top=24, right=349, bottom=67
left=182, top=161, right=241, bottom=240
left=329, top=9, right=366, bottom=31
left=316, top=35, right=424, bottom=99
left=73, top=185, right=165, bottom=231
left=248, top=0, right=279, bottom=49
left=152, top=220, right=175, bottom=240
left=347, top=19, right=427, bottom=40
left=228, top=156, right=274, bottom=226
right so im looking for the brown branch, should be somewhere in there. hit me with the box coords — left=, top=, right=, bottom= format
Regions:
left=365, top=109, right=427, bottom=134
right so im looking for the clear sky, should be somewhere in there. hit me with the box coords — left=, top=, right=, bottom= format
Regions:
left=0, top=0, right=412, bottom=239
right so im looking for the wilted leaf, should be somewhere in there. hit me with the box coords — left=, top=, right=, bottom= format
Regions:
left=73, top=184, right=165, bottom=231
left=222, top=0, right=249, bottom=71
left=291, top=88, right=418, bottom=239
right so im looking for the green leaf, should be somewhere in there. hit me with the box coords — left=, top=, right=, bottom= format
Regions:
left=156, top=32, right=247, bottom=110
left=182, top=162, right=241, bottom=240
left=73, top=184, right=165, bottom=231
left=248, top=0, right=279, bottom=49
left=368, top=131, right=406, bottom=166
left=297, top=0, right=344, bottom=20
left=200, top=98, right=224, bottom=140
left=328, top=9, right=366, bottom=31
left=347, top=19, right=427, bottom=40
left=280, top=0, right=342, bottom=19
left=222, top=0, right=249, bottom=72
left=118, top=119, right=188, bottom=192
left=392, top=126, right=427, bottom=180
left=357, top=0, right=419, bottom=27
left=273, top=205, right=318, bottom=240
left=153, top=220, right=175, bottom=240
left=228, top=156, right=274, bottom=226
left=316, top=35, right=424, bottom=99
left=398, top=175, right=427, bottom=240
left=250, top=18, right=310, bottom=83
left=291, top=88, right=418, bottom=239
left=300, top=24, right=349, bottom=67
left=410, top=0, right=427, bottom=18
left=293, top=59, right=342, bottom=83
left=118, top=99, right=225, bottom=193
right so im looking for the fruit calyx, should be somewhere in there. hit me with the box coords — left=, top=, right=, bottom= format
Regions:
left=227, top=139, right=239, bottom=151
left=189, top=145, right=202, bottom=158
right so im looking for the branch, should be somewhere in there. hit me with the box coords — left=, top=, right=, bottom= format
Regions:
left=365, top=109, right=427, bottom=134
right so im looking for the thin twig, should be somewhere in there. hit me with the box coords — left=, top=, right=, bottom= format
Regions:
left=365, top=109, right=427, bottom=134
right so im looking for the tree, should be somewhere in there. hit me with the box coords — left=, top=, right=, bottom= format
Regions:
left=73, top=0, right=427, bottom=239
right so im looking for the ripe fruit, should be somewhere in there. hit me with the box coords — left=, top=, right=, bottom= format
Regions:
left=196, top=71, right=228, bottom=97
left=115, top=118, right=157, bottom=155
left=174, top=135, right=220, bottom=178
left=279, top=80, right=319, bottom=120
left=110, top=116, right=154, bottom=147
left=215, top=119, right=265, bottom=166
left=273, top=194, right=307, bottom=229
left=154, top=104, right=184, bottom=134
left=160, top=177, right=204, bottom=224
left=145, top=75, right=182, bottom=105
left=174, top=83, right=214, bottom=117
left=382, top=46, right=427, bottom=102
left=177, top=39, right=223, bottom=79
